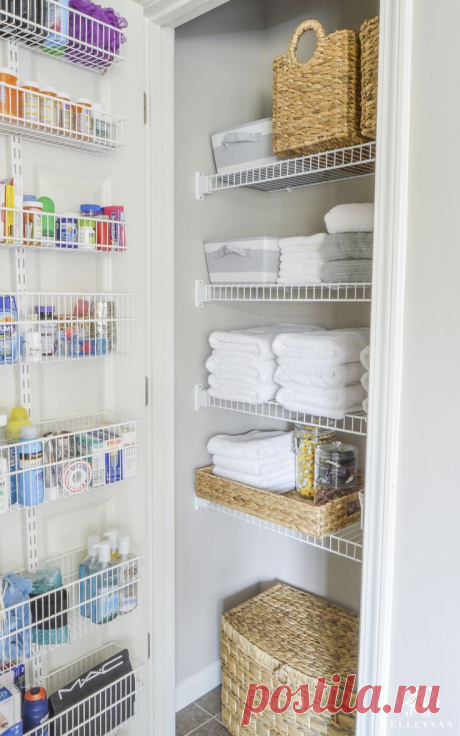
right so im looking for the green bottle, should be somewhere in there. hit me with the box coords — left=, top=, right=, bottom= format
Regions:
left=37, top=197, right=55, bottom=246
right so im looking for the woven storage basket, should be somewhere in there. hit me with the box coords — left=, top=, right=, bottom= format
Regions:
left=196, top=466, right=363, bottom=539
left=360, top=16, right=379, bottom=138
left=273, top=20, right=366, bottom=158
left=222, top=583, right=358, bottom=735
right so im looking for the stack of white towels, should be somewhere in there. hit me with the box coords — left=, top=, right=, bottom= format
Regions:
left=360, top=345, right=370, bottom=414
left=273, top=328, right=370, bottom=419
left=277, top=235, right=326, bottom=284
left=206, top=324, right=324, bottom=404
left=207, top=429, right=296, bottom=493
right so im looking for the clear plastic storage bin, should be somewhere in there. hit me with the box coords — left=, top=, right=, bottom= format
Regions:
left=314, top=441, right=358, bottom=506
left=294, top=425, right=335, bottom=499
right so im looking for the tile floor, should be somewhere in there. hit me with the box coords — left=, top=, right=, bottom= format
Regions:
left=176, top=686, right=230, bottom=735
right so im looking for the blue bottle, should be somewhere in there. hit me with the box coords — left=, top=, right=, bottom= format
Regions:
left=0, top=295, right=18, bottom=365
left=91, top=541, right=119, bottom=625
left=18, top=426, right=44, bottom=507
left=23, top=687, right=49, bottom=736
left=79, top=535, right=100, bottom=617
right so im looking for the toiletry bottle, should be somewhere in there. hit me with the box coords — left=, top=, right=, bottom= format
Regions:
left=0, top=412, right=10, bottom=515
left=79, top=535, right=100, bottom=617
left=6, top=406, right=32, bottom=506
left=116, top=534, right=138, bottom=615
left=18, top=425, right=44, bottom=507
left=91, top=541, right=119, bottom=625
left=103, top=528, right=119, bottom=560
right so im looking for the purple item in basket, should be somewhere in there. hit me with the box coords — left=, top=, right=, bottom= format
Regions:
left=67, top=0, right=127, bottom=64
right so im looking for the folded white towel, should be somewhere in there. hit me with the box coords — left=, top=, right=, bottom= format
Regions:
left=361, top=372, right=369, bottom=392
left=208, top=373, right=275, bottom=391
left=274, top=362, right=364, bottom=389
left=207, top=429, right=294, bottom=459
left=212, top=453, right=295, bottom=476
left=205, top=353, right=275, bottom=369
left=360, top=345, right=370, bottom=371
left=279, top=234, right=326, bottom=247
left=363, top=397, right=369, bottom=414
left=273, top=328, right=370, bottom=365
left=212, top=465, right=295, bottom=493
left=278, top=263, right=323, bottom=284
left=276, top=388, right=365, bottom=420
left=277, top=383, right=366, bottom=410
left=208, top=382, right=278, bottom=404
left=209, top=323, right=323, bottom=360
left=280, top=252, right=324, bottom=264
left=325, top=203, right=374, bottom=234
left=279, top=243, right=323, bottom=256
left=206, top=356, right=277, bottom=384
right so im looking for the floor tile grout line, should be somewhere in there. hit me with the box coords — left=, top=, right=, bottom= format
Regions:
left=183, top=714, right=215, bottom=736
left=194, top=702, right=215, bottom=718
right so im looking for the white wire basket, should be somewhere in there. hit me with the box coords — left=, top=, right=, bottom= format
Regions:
left=24, top=643, right=143, bottom=736
left=0, top=84, right=124, bottom=152
left=0, top=411, right=138, bottom=514
left=0, top=546, right=141, bottom=673
left=1, top=204, right=126, bottom=251
left=0, top=292, right=135, bottom=364
left=0, top=0, right=126, bottom=72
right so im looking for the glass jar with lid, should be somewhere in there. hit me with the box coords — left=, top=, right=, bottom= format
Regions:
left=314, top=441, right=359, bottom=506
left=294, top=424, right=335, bottom=499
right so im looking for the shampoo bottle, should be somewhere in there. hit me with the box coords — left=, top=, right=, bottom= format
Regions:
left=91, top=541, right=119, bottom=625
left=103, top=528, right=119, bottom=560
left=79, top=535, right=100, bottom=617
left=116, top=534, right=138, bottom=615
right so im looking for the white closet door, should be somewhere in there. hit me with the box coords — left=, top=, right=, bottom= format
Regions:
left=0, top=1, right=150, bottom=733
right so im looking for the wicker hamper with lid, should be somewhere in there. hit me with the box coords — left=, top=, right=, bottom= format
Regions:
left=272, top=20, right=366, bottom=158
left=359, top=16, right=379, bottom=139
left=221, top=583, right=358, bottom=735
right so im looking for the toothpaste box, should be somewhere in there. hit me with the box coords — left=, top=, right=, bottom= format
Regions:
left=105, top=449, right=123, bottom=484
left=103, top=206, right=125, bottom=251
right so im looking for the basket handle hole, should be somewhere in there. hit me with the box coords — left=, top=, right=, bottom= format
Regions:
left=294, top=32, right=318, bottom=64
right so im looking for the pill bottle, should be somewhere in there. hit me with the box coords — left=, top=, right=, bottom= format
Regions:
left=35, top=305, right=57, bottom=357
left=79, top=204, right=101, bottom=250
left=57, top=91, right=71, bottom=135
left=57, top=213, right=78, bottom=249
left=24, top=201, right=43, bottom=246
left=40, top=86, right=58, bottom=130
left=21, top=313, right=41, bottom=363
left=0, top=68, right=19, bottom=118
left=91, top=102, right=107, bottom=141
left=73, top=97, right=91, bottom=140
left=20, top=81, right=40, bottom=126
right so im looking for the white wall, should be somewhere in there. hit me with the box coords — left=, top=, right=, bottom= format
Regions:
left=175, top=0, right=377, bottom=699
left=387, top=0, right=460, bottom=728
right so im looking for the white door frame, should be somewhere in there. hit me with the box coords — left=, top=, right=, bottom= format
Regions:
left=146, top=1, right=413, bottom=734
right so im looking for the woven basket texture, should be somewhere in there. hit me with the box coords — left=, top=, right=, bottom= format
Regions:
left=273, top=19, right=366, bottom=158
left=360, top=16, right=379, bottom=138
left=222, top=583, right=358, bottom=735
left=195, top=466, right=363, bottom=539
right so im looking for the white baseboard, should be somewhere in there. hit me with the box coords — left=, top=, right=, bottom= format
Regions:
left=175, top=660, right=222, bottom=712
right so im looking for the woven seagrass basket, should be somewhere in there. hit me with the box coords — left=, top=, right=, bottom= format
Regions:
left=222, top=583, right=358, bottom=735
left=195, top=466, right=363, bottom=539
left=360, top=16, right=379, bottom=138
left=273, top=20, right=366, bottom=158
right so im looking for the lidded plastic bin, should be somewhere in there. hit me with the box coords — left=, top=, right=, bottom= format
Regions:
left=294, top=425, right=335, bottom=499
left=314, top=441, right=358, bottom=506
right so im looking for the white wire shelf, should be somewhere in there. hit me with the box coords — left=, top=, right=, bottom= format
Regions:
left=195, top=385, right=368, bottom=437
left=0, top=0, right=126, bottom=72
left=196, top=497, right=363, bottom=562
left=0, top=411, right=137, bottom=514
left=25, top=643, right=143, bottom=736
left=0, top=546, right=141, bottom=672
left=195, top=280, right=372, bottom=306
left=0, top=292, right=134, bottom=364
left=0, top=84, right=124, bottom=152
left=1, top=205, right=126, bottom=251
left=196, top=142, right=376, bottom=198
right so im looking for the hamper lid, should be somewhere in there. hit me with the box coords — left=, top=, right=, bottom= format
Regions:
left=222, top=583, right=358, bottom=689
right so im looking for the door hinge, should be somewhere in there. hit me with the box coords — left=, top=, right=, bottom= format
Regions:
left=145, top=376, right=149, bottom=407
left=148, top=632, right=151, bottom=659
left=144, top=92, right=147, bottom=125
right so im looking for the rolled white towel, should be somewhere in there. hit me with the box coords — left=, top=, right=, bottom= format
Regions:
left=209, top=323, right=323, bottom=360
left=207, top=381, right=278, bottom=404
left=212, top=465, right=295, bottom=493
left=361, top=372, right=369, bottom=392
left=279, top=234, right=326, bottom=248
left=206, top=356, right=277, bottom=384
left=274, top=362, right=364, bottom=389
left=273, top=328, right=370, bottom=365
left=360, top=345, right=370, bottom=371
left=363, top=397, right=369, bottom=414
left=325, top=203, right=374, bottom=234
left=207, top=430, right=294, bottom=459
left=212, top=453, right=295, bottom=476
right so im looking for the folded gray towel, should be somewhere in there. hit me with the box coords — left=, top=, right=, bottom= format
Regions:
left=322, top=232, right=373, bottom=262
left=322, top=260, right=373, bottom=283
